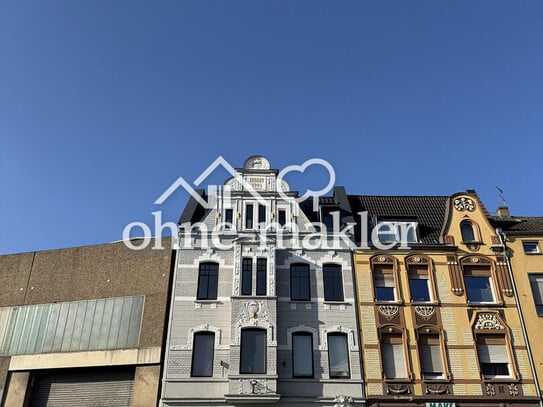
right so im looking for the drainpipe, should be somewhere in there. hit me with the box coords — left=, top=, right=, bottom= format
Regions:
left=496, top=228, right=543, bottom=407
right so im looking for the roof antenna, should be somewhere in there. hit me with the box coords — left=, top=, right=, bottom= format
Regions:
left=496, top=186, right=506, bottom=205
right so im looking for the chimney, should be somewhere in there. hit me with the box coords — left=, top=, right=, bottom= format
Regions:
left=497, top=206, right=510, bottom=217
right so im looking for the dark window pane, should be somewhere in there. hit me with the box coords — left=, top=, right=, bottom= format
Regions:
left=197, top=263, right=219, bottom=300
left=293, top=333, right=313, bottom=377
left=409, top=278, right=431, bottom=302
left=258, top=205, right=266, bottom=225
left=191, top=332, right=214, bottom=377
left=278, top=210, right=286, bottom=226
left=241, top=258, right=252, bottom=296
left=328, top=333, right=350, bottom=378
left=374, top=273, right=395, bottom=302
left=323, top=264, right=344, bottom=301
left=240, top=329, right=266, bottom=374
left=225, top=209, right=233, bottom=225
left=523, top=242, right=540, bottom=254
left=245, top=204, right=254, bottom=229
left=291, top=264, right=310, bottom=301
left=465, top=276, right=494, bottom=303
left=256, top=259, right=267, bottom=296
left=461, top=221, right=476, bottom=242
left=481, top=363, right=509, bottom=376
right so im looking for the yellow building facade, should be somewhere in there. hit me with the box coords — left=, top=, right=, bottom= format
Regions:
left=350, top=191, right=540, bottom=407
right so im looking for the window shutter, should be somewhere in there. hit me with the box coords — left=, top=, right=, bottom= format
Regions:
left=375, top=273, right=394, bottom=287
left=420, top=344, right=443, bottom=373
left=383, top=343, right=407, bottom=378
left=478, top=343, right=508, bottom=364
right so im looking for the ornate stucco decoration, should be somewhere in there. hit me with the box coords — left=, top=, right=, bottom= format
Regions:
left=425, top=384, right=450, bottom=394
left=485, top=383, right=496, bottom=396
left=238, top=378, right=271, bottom=394
left=234, top=301, right=275, bottom=346
left=378, top=305, right=399, bottom=317
left=509, top=383, right=519, bottom=396
left=334, top=395, right=354, bottom=407
left=475, top=313, right=504, bottom=330
left=233, top=244, right=241, bottom=295
left=454, top=197, right=476, bottom=211
left=386, top=384, right=411, bottom=394
left=414, top=305, right=435, bottom=317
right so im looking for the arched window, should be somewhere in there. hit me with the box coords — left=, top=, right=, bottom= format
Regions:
left=292, top=332, right=314, bottom=378
left=460, top=220, right=477, bottom=243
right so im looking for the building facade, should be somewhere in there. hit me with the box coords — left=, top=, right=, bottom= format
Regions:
left=0, top=239, right=173, bottom=406
left=350, top=191, right=541, bottom=407
left=492, top=207, right=543, bottom=402
left=160, top=156, right=364, bottom=406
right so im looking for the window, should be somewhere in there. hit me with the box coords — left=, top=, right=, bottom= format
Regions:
left=278, top=209, right=286, bottom=227
left=241, top=258, right=252, bottom=296
left=321, top=208, right=335, bottom=231
left=256, top=258, right=267, bottom=296
left=245, top=204, right=254, bottom=229
left=523, top=241, right=540, bottom=254
left=477, top=335, right=511, bottom=378
left=191, top=332, right=215, bottom=377
left=460, top=221, right=477, bottom=242
left=225, top=209, right=233, bottom=225
left=292, top=332, right=313, bottom=377
left=376, top=221, right=418, bottom=244
left=529, top=274, right=543, bottom=316
left=418, top=334, right=444, bottom=379
left=381, top=333, right=408, bottom=379
left=323, top=264, right=344, bottom=301
left=373, top=266, right=396, bottom=302
left=197, top=262, right=219, bottom=300
left=464, top=267, right=495, bottom=303
left=240, top=329, right=266, bottom=374
left=408, top=265, right=431, bottom=302
left=328, top=333, right=350, bottom=378
left=291, top=263, right=310, bottom=301
left=258, top=204, right=266, bottom=226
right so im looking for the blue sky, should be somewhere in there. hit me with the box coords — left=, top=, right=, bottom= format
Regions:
left=1, top=1, right=542, bottom=254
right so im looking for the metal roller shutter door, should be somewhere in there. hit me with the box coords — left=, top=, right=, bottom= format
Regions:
left=30, top=367, right=135, bottom=407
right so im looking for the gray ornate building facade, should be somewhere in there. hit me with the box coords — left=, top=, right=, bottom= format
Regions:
left=160, top=156, right=364, bottom=406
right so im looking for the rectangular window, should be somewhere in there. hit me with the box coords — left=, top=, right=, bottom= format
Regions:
left=374, top=268, right=396, bottom=302
left=291, top=264, right=310, bottom=301
left=225, top=209, right=233, bottom=225
left=245, top=204, right=254, bottom=229
left=409, top=275, right=431, bottom=302
left=529, top=274, right=543, bottom=316
left=323, top=264, right=344, bottom=301
left=382, top=334, right=407, bottom=379
left=328, top=333, right=350, bottom=378
left=240, top=329, right=266, bottom=374
left=278, top=209, right=286, bottom=226
left=292, top=332, right=314, bottom=377
left=523, top=241, right=540, bottom=254
left=197, top=263, right=219, bottom=300
left=465, top=273, right=495, bottom=303
left=256, top=258, right=267, bottom=296
left=241, top=258, right=252, bottom=296
left=191, top=332, right=215, bottom=377
left=477, top=335, right=510, bottom=378
left=419, top=335, right=444, bottom=379
left=258, top=204, right=266, bottom=226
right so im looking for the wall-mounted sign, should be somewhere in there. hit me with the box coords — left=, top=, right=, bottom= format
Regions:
left=426, top=403, right=456, bottom=407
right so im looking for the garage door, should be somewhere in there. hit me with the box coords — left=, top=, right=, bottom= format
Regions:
left=29, top=367, right=135, bottom=407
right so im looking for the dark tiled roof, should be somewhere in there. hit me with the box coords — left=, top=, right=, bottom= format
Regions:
left=491, top=216, right=543, bottom=235
left=348, top=195, right=450, bottom=244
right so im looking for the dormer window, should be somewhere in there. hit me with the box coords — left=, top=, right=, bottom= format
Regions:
left=460, top=220, right=477, bottom=243
left=376, top=220, right=418, bottom=244
left=321, top=207, right=336, bottom=231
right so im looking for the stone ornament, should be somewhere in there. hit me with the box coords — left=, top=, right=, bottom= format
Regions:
left=475, top=313, right=504, bottom=330
left=334, top=395, right=354, bottom=407
left=378, top=305, right=399, bottom=317
left=454, top=197, right=476, bottom=211
left=485, top=383, right=496, bottom=396
left=414, top=305, right=435, bottom=317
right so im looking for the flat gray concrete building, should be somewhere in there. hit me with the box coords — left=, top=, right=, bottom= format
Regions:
left=160, top=156, right=364, bottom=406
left=0, top=238, right=173, bottom=406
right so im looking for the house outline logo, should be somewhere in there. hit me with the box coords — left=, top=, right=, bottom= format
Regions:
left=154, top=155, right=336, bottom=212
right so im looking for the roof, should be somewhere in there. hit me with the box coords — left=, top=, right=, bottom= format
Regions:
left=491, top=216, right=543, bottom=235
left=347, top=195, right=450, bottom=244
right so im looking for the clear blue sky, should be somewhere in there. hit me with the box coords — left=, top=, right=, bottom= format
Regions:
left=1, top=1, right=542, bottom=254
